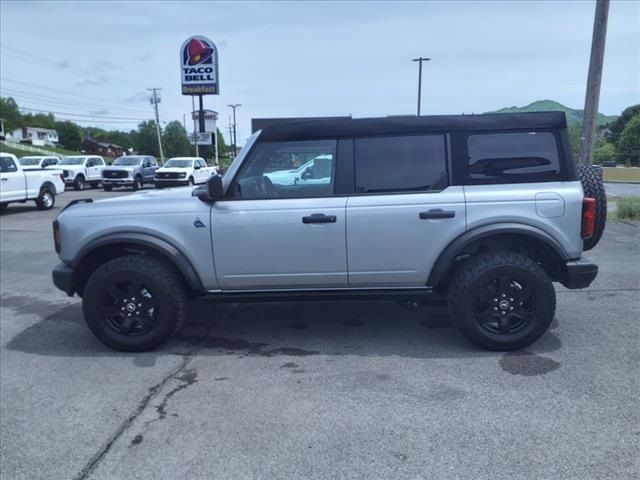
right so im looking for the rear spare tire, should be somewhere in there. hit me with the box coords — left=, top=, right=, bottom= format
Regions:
left=578, top=164, right=606, bottom=251
left=82, top=255, right=188, bottom=351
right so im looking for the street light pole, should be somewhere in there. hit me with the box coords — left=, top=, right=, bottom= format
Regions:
left=147, top=87, right=164, bottom=162
left=412, top=57, right=430, bottom=116
left=227, top=104, right=241, bottom=157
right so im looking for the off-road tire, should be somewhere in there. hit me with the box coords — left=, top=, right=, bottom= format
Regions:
left=82, top=255, right=187, bottom=352
left=132, top=176, right=143, bottom=191
left=35, top=186, right=55, bottom=210
left=74, top=175, right=86, bottom=191
left=103, top=184, right=113, bottom=192
left=447, top=251, right=556, bottom=351
left=578, top=164, right=606, bottom=251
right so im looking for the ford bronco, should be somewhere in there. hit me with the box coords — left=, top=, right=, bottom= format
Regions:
left=51, top=112, right=604, bottom=351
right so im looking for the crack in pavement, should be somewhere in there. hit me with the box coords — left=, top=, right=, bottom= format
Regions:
left=72, top=325, right=214, bottom=480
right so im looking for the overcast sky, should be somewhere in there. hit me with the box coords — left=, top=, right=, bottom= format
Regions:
left=1, top=0, right=638, bottom=143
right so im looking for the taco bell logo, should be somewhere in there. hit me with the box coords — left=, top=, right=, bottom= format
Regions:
left=180, top=35, right=219, bottom=95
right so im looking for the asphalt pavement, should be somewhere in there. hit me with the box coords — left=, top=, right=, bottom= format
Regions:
left=1, top=187, right=639, bottom=480
left=604, top=182, right=640, bottom=198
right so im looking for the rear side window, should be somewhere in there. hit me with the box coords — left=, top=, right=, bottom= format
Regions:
left=465, top=132, right=560, bottom=183
left=354, top=135, right=447, bottom=193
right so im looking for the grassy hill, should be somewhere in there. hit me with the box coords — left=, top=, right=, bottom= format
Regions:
left=487, top=100, right=617, bottom=126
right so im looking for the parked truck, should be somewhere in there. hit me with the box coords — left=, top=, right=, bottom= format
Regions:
left=1, top=153, right=65, bottom=210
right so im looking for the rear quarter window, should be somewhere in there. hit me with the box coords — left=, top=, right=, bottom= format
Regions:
left=460, top=131, right=561, bottom=184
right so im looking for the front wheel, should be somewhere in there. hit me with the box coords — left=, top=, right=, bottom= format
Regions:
left=103, top=184, right=113, bottom=192
left=447, top=251, right=556, bottom=351
left=82, top=255, right=188, bottom=351
left=188, top=176, right=195, bottom=186
left=35, top=186, right=55, bottom=210
left=74, top=176, right=86, bottom=191
left=132, top=176, right=143, bottom=191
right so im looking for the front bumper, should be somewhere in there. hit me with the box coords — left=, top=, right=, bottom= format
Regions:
left=561, top=257, right=598, bottom=289
left=154, top=178, right=189, bottom=187
left=102, top=178, right=134, bottom=186
left=52, top=262, right=75, bottom=296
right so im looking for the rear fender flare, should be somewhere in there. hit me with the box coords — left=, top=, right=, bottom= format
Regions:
left=427, top=223, right=569, bottom=287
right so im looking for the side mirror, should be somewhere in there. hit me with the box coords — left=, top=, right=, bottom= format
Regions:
left=194, top=174, right=224, bottom=202
left=194, top=164, right=201, bottom=170
left=302, top=168, right=312, bottom=180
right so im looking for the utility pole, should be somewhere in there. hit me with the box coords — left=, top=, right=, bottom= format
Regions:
left=228, top=104, right=241, bottom=158
left=580, top=0, right=610, bottom=166
left=412, top=57, right=430, bottom=116
left=147, top=87, right=164, bottom=162
left=226, top=116, right=234, bottom=152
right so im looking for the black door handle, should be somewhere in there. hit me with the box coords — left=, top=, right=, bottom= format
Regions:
left=302, top=213, right=337, bottom=224
left=419, top=209, right=455, bottom=220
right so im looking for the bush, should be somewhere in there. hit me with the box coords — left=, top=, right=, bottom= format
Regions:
left=616, top=197, right=640, bottom=220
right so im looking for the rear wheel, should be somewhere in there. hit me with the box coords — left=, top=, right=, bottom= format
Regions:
left=74, top=175, right=86, bottom=191
left=447, top=251, right=555, bottom=351
left=103, top=184, right=113, bottom=192
left=82, top=255, right=187, bottom=352
left=578, top=164, right=606, bottom=250
left=35, top=186, right=55, bottom=210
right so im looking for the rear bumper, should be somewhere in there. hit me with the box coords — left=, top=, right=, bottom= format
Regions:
left=52, top=262, right=75, bottom=297
left=561, top=257, right=598, bottom=289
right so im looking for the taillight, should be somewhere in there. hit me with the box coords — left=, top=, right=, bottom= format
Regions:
left=53, top=220, right=61, bottom=253
left=582, top=197, right=596, bottom=239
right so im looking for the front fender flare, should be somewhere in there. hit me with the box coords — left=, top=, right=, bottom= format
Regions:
left=427, top=223, right=569, bottom=287
left=73, top=232, right=204, bottom=292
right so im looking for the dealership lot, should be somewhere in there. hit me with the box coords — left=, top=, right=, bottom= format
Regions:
left=1, top=189, right=639, bottom=480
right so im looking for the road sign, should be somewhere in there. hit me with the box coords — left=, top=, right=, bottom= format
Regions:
left=189, top=132, right=213, bottom=145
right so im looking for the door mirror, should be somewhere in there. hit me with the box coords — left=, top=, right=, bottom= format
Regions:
left=302, top=168, right=312, bottom=180
left=194, top=164, right=201, bottom=170
left=194, top=174, right=224, bottom=202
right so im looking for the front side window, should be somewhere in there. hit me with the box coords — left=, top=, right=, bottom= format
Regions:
left=466, top=132, right=560, bottom=183
left=0, top=156, right=18, bottom=173
left=231, top=140, right=337, bottom=199
left=354, top=135, right=447, bottom=193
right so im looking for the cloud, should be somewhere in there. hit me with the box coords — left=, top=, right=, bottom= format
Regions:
left=90, top=108, right=109, bottom=116
left=135, top=53, right=151, bottom=62
left=124, top=91, right=149, bottom=103
left=88, top=60, right=118, bottom=73
left=76, top=75, right=108, bottom=87
left=57, top=59, right=71, bottom=70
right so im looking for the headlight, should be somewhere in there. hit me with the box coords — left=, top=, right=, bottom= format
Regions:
left=178, top=172, right=187, bottom=178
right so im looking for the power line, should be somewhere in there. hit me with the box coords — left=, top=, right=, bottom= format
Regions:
left=18, top=106, right=148, bottom=121
left=2, top=89, right=151, bottom=116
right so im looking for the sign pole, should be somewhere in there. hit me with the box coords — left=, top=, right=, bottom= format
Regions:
left=191, top=95, right=199, bottom=157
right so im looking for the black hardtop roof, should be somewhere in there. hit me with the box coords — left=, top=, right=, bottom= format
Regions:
left=258, top=111, right=567, bottom=142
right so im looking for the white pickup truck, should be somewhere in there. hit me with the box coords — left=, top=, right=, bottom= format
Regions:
left=1, top=152, right=65, bottom=210
left=154, top=157, right=217, bottom=187
left=57, top=155, right=106, bottom=190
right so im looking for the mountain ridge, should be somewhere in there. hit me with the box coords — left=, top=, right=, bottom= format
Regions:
left=487, top=100, right=617, bottom=126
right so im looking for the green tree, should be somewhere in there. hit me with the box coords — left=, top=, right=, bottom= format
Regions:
left=54, top=121, right=82, bottom=150
left=607, top=104, right=640, bottom=144
left=162, top=121, right=192, bottom=158
left=617, top=113, right=640, bottom=166
left=568, top=124, right=582, bottom=160
left=593, top=141, right=617, bottom=165
left=132, top=120, right=160, bottom=157
left=21, top=112, right=55, bottom=129
left=0, top=97, right=22, bottom=131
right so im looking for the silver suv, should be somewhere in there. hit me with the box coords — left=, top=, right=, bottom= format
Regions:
left=52, top=112, right=602, bottom=352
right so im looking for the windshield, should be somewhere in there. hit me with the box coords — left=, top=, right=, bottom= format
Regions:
left=18, top=157, right=43, bottom=166
left=164, top=159, right=193, bottom=168
left=59, top=157, right=85, bottom=165
left=113, top=156, right=142, bottom=166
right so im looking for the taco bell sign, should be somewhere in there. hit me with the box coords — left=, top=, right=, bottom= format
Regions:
left=180, top=35, right=219, bottom=95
